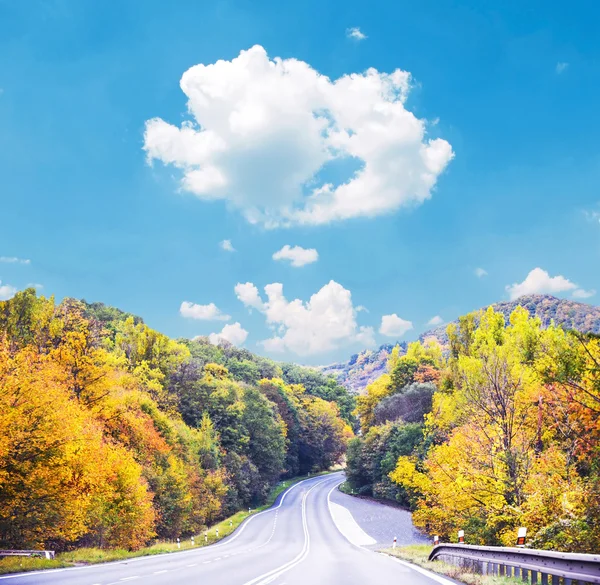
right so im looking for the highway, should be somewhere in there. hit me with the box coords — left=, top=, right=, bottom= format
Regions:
left=1, top=473, right=448, bottom=585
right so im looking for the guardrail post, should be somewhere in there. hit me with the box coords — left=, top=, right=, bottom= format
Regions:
left=531, top=570, right=538, bottom=585
left=522, top=568, right=528, bottom=582
left=515, top=566, right=521, bottom=579
left=540, top=573, right=548, bottom=585
left=551, top=575, right=559, bottom=585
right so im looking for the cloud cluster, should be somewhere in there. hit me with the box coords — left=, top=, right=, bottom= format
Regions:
left=0, top=281, right=17, bottom=300
left=0, top=256, right=30, bottom=264
left=272, top=245, right=318, bottom=267
left=506, top=267, right=594, bottom=300
left=208, top=322, right=248, bottom=346
left=220, top=239, right=235, bottom=252
left=144, top=45, right=453, bottom=228
left=235, top=280, right=374, bottom=355
left=346, top=27, right=367, bottom=41
left=427, top=315, right=444, bottom=326
left=475, top=267, right=487, bottom=278
left=379, top=313, right=413, bottom=337
left=180, top=301, right=230, bottom=321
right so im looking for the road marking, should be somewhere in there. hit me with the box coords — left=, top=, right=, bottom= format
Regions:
left=241, top=477, right=329, bottom=585
left=327, top=500, right=377, bottom=546
left=153, top=570, right=168, bottom=574
left=202, top=560, right=212, bottom=564
left=187, top=563, right=197, bottom=566
left=120, top=578, right=139, bottom=582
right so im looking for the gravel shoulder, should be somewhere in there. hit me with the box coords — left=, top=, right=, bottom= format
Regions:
left=328, top=479, right=430, bottom=550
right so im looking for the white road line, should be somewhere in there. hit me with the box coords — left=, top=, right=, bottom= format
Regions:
left=202, top=560, right=211, bottom=564
left=153, top=570, right=168, bottom=574
left=241, top=477, right=330, bottom=585
left=186, top=563, right=197, bottom=567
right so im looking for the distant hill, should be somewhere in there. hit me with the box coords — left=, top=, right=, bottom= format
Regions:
left=321, top=294, right=600, bottom=394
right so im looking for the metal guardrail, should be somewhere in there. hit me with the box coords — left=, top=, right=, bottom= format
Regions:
left=429, top=544, right=600, bottom=585
left=0, top=550, right=55, bottom=560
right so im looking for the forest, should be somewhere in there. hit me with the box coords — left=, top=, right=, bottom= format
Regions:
left=0, top=289, right=353, bottom=551
left=346, top=305, right=600, bottom=553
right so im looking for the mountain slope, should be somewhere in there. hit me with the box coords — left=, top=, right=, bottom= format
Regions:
left=322, top=294, right=600, bottom=393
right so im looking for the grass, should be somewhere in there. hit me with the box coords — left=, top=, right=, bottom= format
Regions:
left=383, top=545, right=522, bottom=585
left=0, top=469, right=335, bottom=575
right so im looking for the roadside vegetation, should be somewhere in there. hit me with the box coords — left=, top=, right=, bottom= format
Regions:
left=346, top=306, right=600, bottom=552
left=384, top=545, right=521, bottom=585
left=0, top=290, right=353, bottom=556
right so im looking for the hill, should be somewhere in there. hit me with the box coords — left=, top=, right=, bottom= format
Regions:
left=321, top=294, right=600, bottom=393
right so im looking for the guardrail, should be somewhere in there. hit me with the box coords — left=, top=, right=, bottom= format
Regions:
left=429, top=544, right=600, bottom=585
left=0, top=550, right=55, bottom=560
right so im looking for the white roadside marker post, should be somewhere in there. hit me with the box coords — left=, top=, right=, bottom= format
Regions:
left=230, top=520, right=233, bottom=527
left=393, top=537, right=397, bottom=549
left=204, top=531, right=208, bottom=544
left=434, top=535, right=440, bottom=545
left=517, top=527, right=527, bottom=547
left=177, top=537, right=181, bottom=549
left=216, top=528, right=219, bottom=538
left=191, top=536, right=195, bottom=546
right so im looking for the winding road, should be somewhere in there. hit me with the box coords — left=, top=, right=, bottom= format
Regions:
left=1, top=473, right=447, bottom=585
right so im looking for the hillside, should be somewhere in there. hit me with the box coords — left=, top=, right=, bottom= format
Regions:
left=0, top=290, right=354, bottom=552
left=322, top=294, right=600, bottom=393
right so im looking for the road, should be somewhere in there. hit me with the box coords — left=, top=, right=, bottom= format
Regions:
left=1, top=473, right=446, bottom=585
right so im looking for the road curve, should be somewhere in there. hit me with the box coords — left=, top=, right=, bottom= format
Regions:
left=1, top=473, right=443, bottom=585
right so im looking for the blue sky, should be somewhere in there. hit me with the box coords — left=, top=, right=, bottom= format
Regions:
left=1, top=0, right=599, bottom=364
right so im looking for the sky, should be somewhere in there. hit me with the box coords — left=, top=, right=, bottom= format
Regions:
left=1, top=0, right=600, bottom=364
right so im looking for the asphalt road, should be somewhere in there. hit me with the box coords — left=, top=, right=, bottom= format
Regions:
left=1, top=473, right=443, bottom=585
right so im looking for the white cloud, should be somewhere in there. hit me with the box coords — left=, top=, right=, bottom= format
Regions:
left=220, top=239, right=235, bottom=252
left=236, top=279, right=375, bottom=355
left=556, top=62, right=569, bottom=74
left=346, top=27, right=367, bottom=41
left=144, top=45, right=453, bottom=228
left=379, top=314, right=413, bottom=337
left=572, top=288, right=596, bottom=299
left=0, top=256, right=30, bottom=264
left=272, top=245, right=318, bottom=267
left=506, top=267, right=578, bottom=300
left=475, top=267, right=488, bottom=278
left=427, top=315, right=444, bottom=326
left=208, top=322, right=248, bottom=346
left=180, top=301, right=230, bottom=321
left=26, top=283, right=43, bottom=289
left=235, top=282, right=265, bottom=310
left=0, top=281, right=17, bottom=300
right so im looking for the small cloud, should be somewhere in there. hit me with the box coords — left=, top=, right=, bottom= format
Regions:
left=346, top=27, right=367, bottom=41
left=220, top=239, right=235, bottom=252
left=379, top=314, right=413, bottom=338
left=0, top=281, right=17, bottom=301
left=556, top=62, right=569, bottom=74
left=0, top=256, right=30, bottom=265
left=475, top=267, right=488, bottom=278
left=573, top=288, right=596, bottom=299
left=26, top=283, right=43, bottom=289
left=506, top=267, right=578, bottom=300
left=272, top=245, right=318, bottom=267
left=583, top=209, right=600, bottom=224
left=427, top=315, right=444, bottom=326
left=209, top=322, right=248, bottom=346
left=356, top=305, right=369, bottom=313
left=180, top=301, right=231, bottom=321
